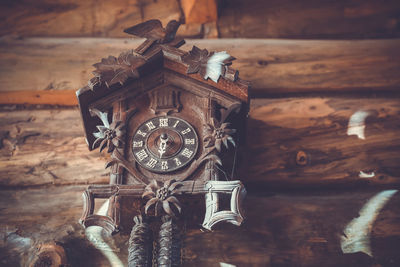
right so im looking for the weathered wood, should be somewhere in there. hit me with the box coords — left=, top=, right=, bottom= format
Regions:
left=1, top=96, right=399, bottom=189
left=245, top=97, right=400, bottom=188
left=0, top=0, right=181, bottom=38
left=1, top=186, right=400, bottom=266
left=181, top=0, right=218, bottom=24
left=1, top=0, right=400, bottom=40
left=0, top=109, right=108, bottom=187
left=1, top=38, right=399, bottom=104
left=0, top=90, right=78, bottom=106
left=218, top=0, right=400, bottom=39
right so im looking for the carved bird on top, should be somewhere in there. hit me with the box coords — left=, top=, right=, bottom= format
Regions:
left=124, top=19, right=184, bottom=54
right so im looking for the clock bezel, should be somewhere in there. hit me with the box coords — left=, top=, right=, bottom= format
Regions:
left=131, top=116, right=199, bottom=174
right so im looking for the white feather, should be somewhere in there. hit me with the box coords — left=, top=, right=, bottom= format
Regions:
left=98, top=111, right=110, bottom=128
left=341, top=189, right=398, bottom=257
left=347, top=110, right=370, bottom=140
left=205, top=51, right=231, bottom=83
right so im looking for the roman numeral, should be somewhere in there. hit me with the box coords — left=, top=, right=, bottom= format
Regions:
left=174, top=158, right=182, bottom=166
left=181, top=148, right=193, bottom=158
left=159, top=118, right=168, bottom=127
left=133, top=141, right=143, bottom=148
left=137, top=130, right=146, bottom=137
left=173, top=120, right=179, bottom=128
left=185, top=138, right=195, bottom=145
left=181, top=128, right=191, bottom=135
left=135, top=149, right=148, bottom=161
left=161, top=161, right=168, bottom=170
left=146, top=121, right=156, bottom=131
left=146, top=158, right=157, bottom=168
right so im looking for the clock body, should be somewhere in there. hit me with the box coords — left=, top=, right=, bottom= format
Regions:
left=124, top=83, right=210, bottom=184
left=76, top=30, right=249, bottom=233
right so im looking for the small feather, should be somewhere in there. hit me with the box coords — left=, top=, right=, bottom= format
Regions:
left=169, top=182, right=183, bottom=193
left=215, top=139, right=222, bottom=152
left=93, top=131, right=104, bottom=138
left=105, top=160, right=116, bottom=169
left=145, top=198, right=158, bottom=214
left=227, top=136, right=236, bottom=147
left=162, top=201, right=173, bottom=216
left=164, top=179, right=175, bottom=189
left=92, top=137, right=103, bottom=149
left=222, top=137, right=228, bottom=148
left=224, top=128, right=236, bottom=134
left=107, top=141, right=114, bottom=153
left=155, top=201, right=161, bottom=216
left=96, top=125, right=108, bottom=133
left=142, top=190, right=155, bottom=199
left=99, top=139, right=108, bottom=152
left=166, top=196, right=181, bottom=213
left=97, top=111, right=110, bottom=128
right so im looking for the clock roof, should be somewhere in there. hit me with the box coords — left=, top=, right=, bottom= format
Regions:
left=76, top=19, right=250, bottom=150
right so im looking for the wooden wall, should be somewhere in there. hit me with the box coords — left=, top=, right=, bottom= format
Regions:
left=1, top=1, right=400, bottom=266
left=1, top=0, right=400, bottom=39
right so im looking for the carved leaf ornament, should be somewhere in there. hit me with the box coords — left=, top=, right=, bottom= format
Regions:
left=182, top=46, right=235, bottom=83
left=89, top=50, right=146, bottom=89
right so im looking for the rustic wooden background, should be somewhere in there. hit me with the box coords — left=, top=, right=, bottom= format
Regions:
left=1, top=0, right=400, bottom=266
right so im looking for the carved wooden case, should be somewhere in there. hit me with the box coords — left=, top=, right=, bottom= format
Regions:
left=76, top=20, right=250, bottom=234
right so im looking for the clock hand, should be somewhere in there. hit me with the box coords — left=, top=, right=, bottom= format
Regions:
left=158, top=133, right=168, bottom=158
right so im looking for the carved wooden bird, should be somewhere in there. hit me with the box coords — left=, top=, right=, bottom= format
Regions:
left=124, top=19, right=181, bottom=42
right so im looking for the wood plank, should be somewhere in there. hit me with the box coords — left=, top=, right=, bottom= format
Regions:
left=218, top=0, right=400, bottom=39
left=0, top=109, right=108, bottom=187
left=1, top=96, right=399, bottom=188
left=181, top=0, right=218, bottom=24
left=0, top=0, right=181, bottom=38
left=1, top=186, right=400, bottom=266
left=1, top=0, right=400, bottom=40
left=245, top=96, right=400, bottom=188
left=0, top=90, right=78, bottom=106
left=0, top=38, right=399, bottom=102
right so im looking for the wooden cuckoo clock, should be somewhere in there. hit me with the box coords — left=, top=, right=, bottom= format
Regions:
left=77, top=19, right=250, bottom=266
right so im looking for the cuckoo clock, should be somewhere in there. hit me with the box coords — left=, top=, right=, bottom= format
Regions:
left=77, top=19, right=250, bottom=266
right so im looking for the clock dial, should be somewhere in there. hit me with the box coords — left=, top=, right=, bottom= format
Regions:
left=132, top=116, right=198, bottom=173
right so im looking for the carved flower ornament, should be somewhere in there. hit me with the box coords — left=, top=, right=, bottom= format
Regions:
left=142, top=179, right=183, bottom=216
left=92, top=111, right=125, bottom=153
left=182, top=46, right=235, bottom=83
left=204, top=118, right=236, bottom=152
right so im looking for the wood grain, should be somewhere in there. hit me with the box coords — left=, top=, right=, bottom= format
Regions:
left=0, top=38, right=399, bottom=102
left=245, top=97, right=400, bottom=188
left=0, top=0, right=181, bottom=38
left=1, top=0, right=400, bottom=39
left=1, top=95, right=399, bottom=188
left=1, top=186, right=400, bottom=266
left=0, top=109, right=108, bottom=187
left=218, top=0, right=400, bottom=39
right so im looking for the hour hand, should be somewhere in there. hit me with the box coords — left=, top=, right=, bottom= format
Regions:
left=158, top=133, right=168, bottom=158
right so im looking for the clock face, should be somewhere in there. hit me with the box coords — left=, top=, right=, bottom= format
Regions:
left=132, top=116, right=198, bottom=173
